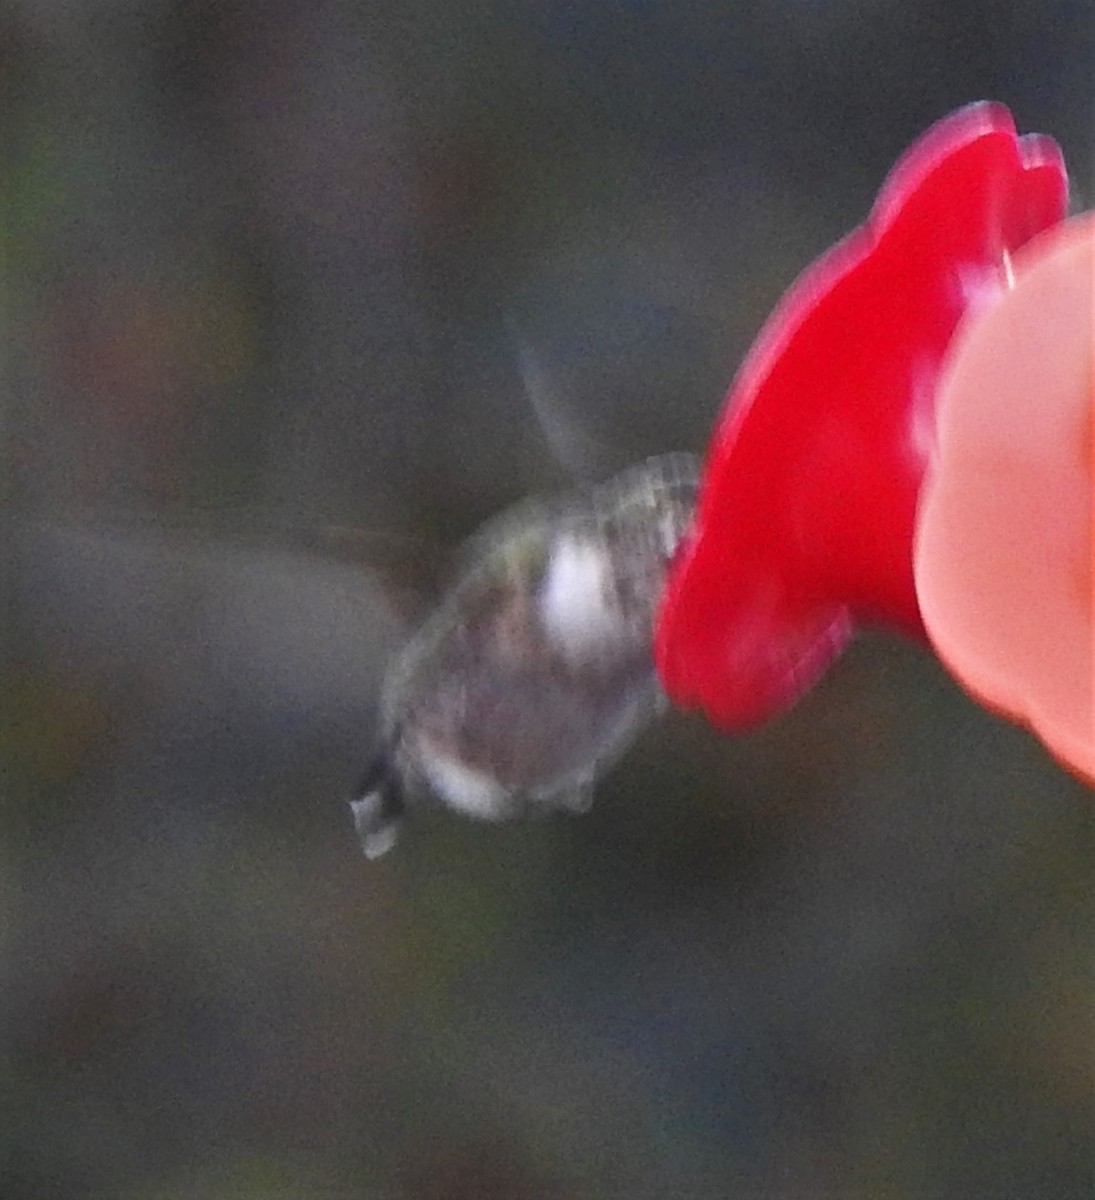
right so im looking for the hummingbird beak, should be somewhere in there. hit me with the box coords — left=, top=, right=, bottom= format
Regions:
left=349, top=753, right=404, bottom=859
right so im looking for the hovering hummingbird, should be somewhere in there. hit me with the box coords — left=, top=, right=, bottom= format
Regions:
left=350, top=452, right=699, bottom=858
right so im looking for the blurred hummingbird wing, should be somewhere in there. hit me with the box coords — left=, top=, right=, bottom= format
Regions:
left=11, top=515, right=405, bottom=748
left=8, top=504, right=449, bottom=627
left=507, top=318, right=616, bottom=483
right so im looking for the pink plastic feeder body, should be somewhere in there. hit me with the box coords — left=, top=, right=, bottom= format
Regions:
left=915, top=213, right=1094, bottom=785
left=656, top=102, right=1069, bottom=732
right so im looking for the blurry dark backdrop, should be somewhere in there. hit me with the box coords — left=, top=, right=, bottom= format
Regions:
left=3, top=2, right=1093, bottom=1197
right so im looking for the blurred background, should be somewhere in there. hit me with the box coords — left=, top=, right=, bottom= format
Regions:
left=3, top=2, right=1093, bottom=1196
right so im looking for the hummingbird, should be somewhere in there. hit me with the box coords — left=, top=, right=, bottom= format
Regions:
left=349, top=452, right=700, bottom=858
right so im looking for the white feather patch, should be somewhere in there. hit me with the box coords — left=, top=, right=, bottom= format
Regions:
left=538, top=533, right=620, bottom=659
left=419, top=744, right=510, bottom=820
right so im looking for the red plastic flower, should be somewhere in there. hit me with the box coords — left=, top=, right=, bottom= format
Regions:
left=655, top=102, right=1069, bottom=731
